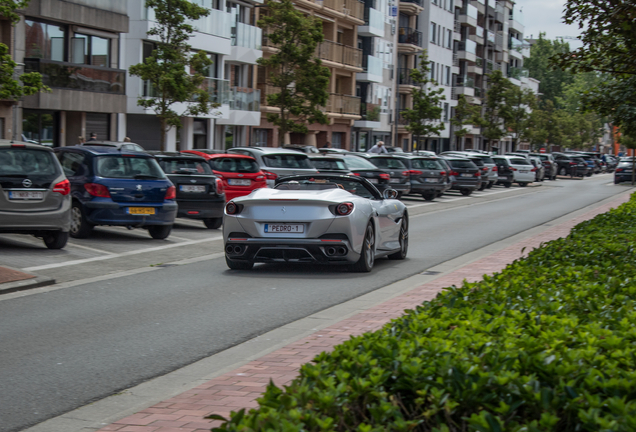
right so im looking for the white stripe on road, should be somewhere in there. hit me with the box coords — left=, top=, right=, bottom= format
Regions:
left=23, top=235, right=224, bottom=272
left=66, top=242, right=116, bottom=255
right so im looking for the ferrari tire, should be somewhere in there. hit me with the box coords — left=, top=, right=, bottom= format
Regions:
left=226, top=255, right=254, bottom=270
left=351, top=223, right=375, bottom=272
left=204, top=217, right=223, bottom=229
left=388, top=215, right=408, bottom=260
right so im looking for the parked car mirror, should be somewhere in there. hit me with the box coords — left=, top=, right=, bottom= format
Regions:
left=383, top=188, right=398, bottom=199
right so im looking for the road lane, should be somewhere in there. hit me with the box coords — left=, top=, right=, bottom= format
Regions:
left=0, top=175, right=629, bottom=432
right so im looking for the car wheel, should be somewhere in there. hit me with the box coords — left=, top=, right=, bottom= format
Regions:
left=422, top=192, right=436, bottom=201
left=504, top=182, right=512, bottom=188
left=70, top=202, right=93, bottom=239
left=204, top=218, right=223, bottom=229
left=460, top=189, right=472, bottom=196
left=148, top=225, right=172, bottom=240
left=478, top=183, right=486, bottom=191
left=43, top=231, right=69, bottom=249
left=487, top=182, right=494, bottom=189
left=352, top=223, right=375, bottom=272
left=388, top=215, right=408, bottom=260
left=225, top=255, right=254, bottom=270
left=559, top=167, right=567, bottom=176
left=518, top=182, right=528, bottom=187
left=615, top=178, right=621, bottom=184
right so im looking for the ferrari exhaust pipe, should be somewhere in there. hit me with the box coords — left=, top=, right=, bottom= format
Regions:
left=336, top=247, right=347, bottom=256
left=326, top=247, right=336, bottom=256
left=226, top=245, right=244, bottom=255
left=225, top=245, right=234, bottom=254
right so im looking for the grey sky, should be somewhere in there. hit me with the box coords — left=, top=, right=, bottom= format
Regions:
left=515, top=0, right=583, bottom=48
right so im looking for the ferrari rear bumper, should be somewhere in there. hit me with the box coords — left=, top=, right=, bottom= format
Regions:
left=224, top=237, right=360, bottom=264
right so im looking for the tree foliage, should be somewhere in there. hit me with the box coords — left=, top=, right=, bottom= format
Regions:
left=481, top=70, right=512, bottom=143
left=401, top=51, right=445, bottom=151
left=129, top=0, right=216, bottom=151
left=0, top=0, right=49, bottom=102
left=502, top=85, right=537, bottom=151
left=525, top=34, right=574, bottom=107
left=257, top=0, right=330, bottom=146
left=450, top=94, right=483, bottom=149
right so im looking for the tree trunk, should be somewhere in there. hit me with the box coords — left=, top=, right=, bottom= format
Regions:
left=160, top=118, right=167, bottom=152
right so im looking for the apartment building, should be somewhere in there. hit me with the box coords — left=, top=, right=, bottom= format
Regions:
left=5, top=0, right=128, bottom=146
left=255, top=0, right=365, bottom=150
left=454, top=0, right=538, bottom=153
left=122, top=0, right=262, bottom=151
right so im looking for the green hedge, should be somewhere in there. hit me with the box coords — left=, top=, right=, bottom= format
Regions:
left=211, top=194, right=636, bottom=432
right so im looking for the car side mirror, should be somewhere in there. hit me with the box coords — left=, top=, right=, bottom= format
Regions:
left=383, top=188, right=398, bottom=199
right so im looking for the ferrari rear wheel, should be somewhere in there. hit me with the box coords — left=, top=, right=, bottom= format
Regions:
left=225, top=256, right=254, bottom=270
left=388, top=215, right=408, bottom=260
left=352, top=223, right=375, bottom=272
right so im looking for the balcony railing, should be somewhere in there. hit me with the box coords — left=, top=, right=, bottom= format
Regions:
left=229, top=87, right=260, bottom=111
left=24, top=58, right=125, bottom=94
left=325, top=93, right=361, bottom=115
left=476, top=57, right=483, bottom=67
left=363, top=54, right=383, bottom=76
left=458, top=39, right=477, bottom=55
left=474, top=87, right=482, bottom=97
left=363, top=7, right=384, bottom=33
left=323, top=0, right=364, bottom=20
left=148, top=7, right=231, bottom=39
left=360, top=102, right=381, bottom=121
left=510, top=4, right=524, bottom=25
left=143, top=77, right=230, bottom=105
left=399, top=0, right=422, bottom=5
left=398, top=27, right=423, bottom=46
left=316, top=40, right=362, bottom=67
left=475, top=26, right=484, bottom=38
left=461, top=4, right=478, bottom=20
left=509, top=36, right=523, bottom=52
left=397, top=67, right=414, bottom=85
left=508, top=66, right=529, bottom=80
left=487, top=30, right=496, bottom=43
left=456, top=76, right=475, bottom=88
left=232, top=22, right=262, bottom=50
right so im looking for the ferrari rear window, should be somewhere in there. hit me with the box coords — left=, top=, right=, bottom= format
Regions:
left=210, top=157, right=260, bottom=173
left=263, top=154, right=312, bottom=169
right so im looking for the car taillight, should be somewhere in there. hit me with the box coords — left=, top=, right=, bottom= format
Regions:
left=256, top=175, right=265, bottom=180
left=531, top=167, right=537, bottom=172
left=52, top=179, right=70, bottom=195
left=11, top=144, right=26, bottom=148
left=262, top=170, right=278, bottom=180
left=616, top=168, right=624, bottom=172
left=215, top=178, right=224, bottom=195
left=379, top=173, right=390, bottom=180
left=402, top=170, right=411, bottom=176
left=335, top=202, right=354, bottom=215
left=450, top=170, right=459, bottom=176
left=165, top=185, right=176, bottom=199
left=226, top=201, right=242, bottom=215
left=510, top=167, right=518, bottom=171
left=481, top=167, right=488, bottom=171
left=474, top=171, right=481, bottom=177
left=84, top=183, right=110, bottom=198
left=409, top=170, right=423, bottom=175
left=569, top=162, right=577, bottom=165
left=492, top=166, right=498, bottom=172
left=439, top=171, right=446, bottom=175
left=212, top=171, right=225, bottom=179
left=351, top=172, right=361, bottom=176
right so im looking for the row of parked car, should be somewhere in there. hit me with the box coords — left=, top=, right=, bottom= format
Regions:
left=0, top=139, right=625, bottom=250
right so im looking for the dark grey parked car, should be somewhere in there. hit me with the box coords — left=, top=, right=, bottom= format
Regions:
left=351, top=154, right=411, bottom=197
left=403, top=155, right=451, bottom=201
left=0, top=140, right=71, bottom=248
left=439, top=156, right=481, bottom=196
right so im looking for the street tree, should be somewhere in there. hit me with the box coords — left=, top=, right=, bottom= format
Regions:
left=401, top=51, right=445, bottom=151
left=0, top=0, right=49, bottom=102
left=129, top=0, right=216, bottom=151
left=618, top=128, right=636, bottom=185
left=257, top=0, right=330, bottom=146
left=481, top=70, right=512, bottom=148
left=450, top=94, right=483, bottom=150
left=502, top=85, right=536, bottom=151
left=525, top=100, right=561, bottom=151
left=524, top=34, right=573, bottom=107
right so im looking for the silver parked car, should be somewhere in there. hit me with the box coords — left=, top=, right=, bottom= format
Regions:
left=227, top=147, right=318, bottom=186
left=0, top=141, right=71, bottom=249
left=223, top=174, right=408, bottom=272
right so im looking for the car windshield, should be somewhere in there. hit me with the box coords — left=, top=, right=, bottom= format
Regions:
left=210, top=157, right=259, bottom=173
left=478, top=156, right=494, bottom=164
left=262, top=154, right=313, bottom=169
left=275, top=178, right=375, bottom=199
left=96, top=156, right=166, bottom=179
left=159, top=158, right=212, bottom=175
left=448, top=159, right=476, bottom=169
left=310, top=159, right=348, bottom=170
left=510, top=158, right=531, bottom=165
left=370, top=158, right=407, bottom=169
left=0, top=148, right=58, bottom=176
left=343, top=156, right=378, bottom=169
left=411, top=159, right=444, bottom=170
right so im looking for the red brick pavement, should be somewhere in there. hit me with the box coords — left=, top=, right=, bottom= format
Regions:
left=0, top=266, right=35, bottom=284
left=100, top=194, right=631, bottom=432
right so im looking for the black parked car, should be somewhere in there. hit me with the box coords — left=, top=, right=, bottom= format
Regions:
left=308, top=155, right=354, bottom=175
left=530, top=153, right=558, bottom=180
left=614, top=157, right=636, bottom=184
left=151, top=152, right=225, bottom=229
left=439, top=156, right=481, bottom=196
left=310, top=154, right=392, bottom=192
left=553, top=153, right=589, bottom=177
left=491, top=156, right=515, bottom=188
left=441, top=152, right=489, bottom=190
left=351, top=154, right=411, bottom=197
left=403, top=155, right=451, bottom=201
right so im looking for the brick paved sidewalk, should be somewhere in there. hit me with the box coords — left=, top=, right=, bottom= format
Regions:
left=100, top=194, right=631, bottom=432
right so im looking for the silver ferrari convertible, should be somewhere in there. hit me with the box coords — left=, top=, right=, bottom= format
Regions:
left=223, top=174, right=408, bottom=271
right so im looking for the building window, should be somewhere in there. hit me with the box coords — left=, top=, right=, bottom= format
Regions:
left=71, top=34, right=110, bottom=67
left=252, top=128, right=268, bottom=146
left=332, top=132, right=344, bottom=149
left=445, top=66, right=451, bottom=86
left=430, top=23, right=437, bottom=44
left=25, top=20, right=66, bottom=61
left=447, top=29, right=452, bottom=48
left=443, top=103, right=449, bottom=122
left=430, top=61, right=435, bottom=80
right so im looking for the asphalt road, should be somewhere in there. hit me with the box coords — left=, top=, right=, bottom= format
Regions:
left=0, top=174, right=629, bottom=432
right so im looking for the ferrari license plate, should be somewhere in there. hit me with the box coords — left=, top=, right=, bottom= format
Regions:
left=180, top=185, right=206, bottom=193
left=128, top=207, right=156, bottom=215
left=264, top=223, right=304, bottom=233
left=228, top=179, right=251, bottom=186
left=8, top=191, right=44, bottom=200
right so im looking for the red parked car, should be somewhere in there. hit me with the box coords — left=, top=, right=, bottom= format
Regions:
left=182, top=151, right=267, bottom=201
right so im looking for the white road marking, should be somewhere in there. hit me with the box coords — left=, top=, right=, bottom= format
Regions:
left=22, top=235, right=224, bottom=272
left=65, top=242, right=116, bottom=255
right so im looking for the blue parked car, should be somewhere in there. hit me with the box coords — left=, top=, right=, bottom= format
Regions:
left=54, top=146, right=178, bottom=239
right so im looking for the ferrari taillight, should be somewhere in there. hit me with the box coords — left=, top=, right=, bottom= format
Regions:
left=226, top=201, right=242, bottom=215
left=335, top=202, right=354, bottom=216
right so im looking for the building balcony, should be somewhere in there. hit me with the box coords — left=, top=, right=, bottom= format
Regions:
left=399, top=0, right=424, bottom=15
left=25, top=58, right=125, bottom=94
left=320, top=0, right=365, bottom=21
left=466, top=58, right=483, bottom=74
left=357, top=55, right=383, bottom=82
left=487, top=30, right=496, bottom=44
left=469, top=25, right=484, bottom=45
left=397, top=68, right=414, bottom=87
left=508, top=66, right=529, bottom=80
left=325, top=93, right=361, bottom=116
left=143, top=77, right=231, bottom=105
left=354, top=102, right=381, bottom=129
left=455, top=76, right=475, bottom=97
left=232, top=22, right=262, bottom=50
left=468, top=0, right=485, bottom=14
left=359, top=7, right=384, bottom=37
left=398, top=27, right=423, bottom=50
left=147, top=7, right=231, bottom=39
left=316, top=40, right=363, bottom=68
left=229, top=87, right=261, bottom=112
left=457, top=40, right=477, bottom=62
